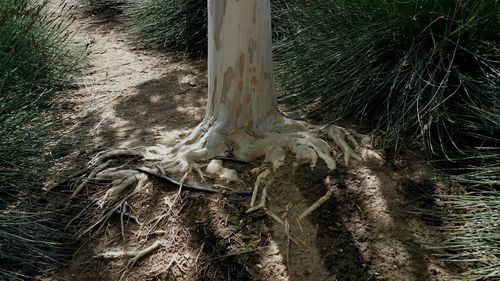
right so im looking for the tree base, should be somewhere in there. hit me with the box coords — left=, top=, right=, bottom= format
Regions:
left=76, top=114, right=380, bottom=214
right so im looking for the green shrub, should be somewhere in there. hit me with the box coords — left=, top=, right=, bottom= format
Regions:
left=275, top=0, right=499, bottom=155
left=0, top=0, right=81, bottom=279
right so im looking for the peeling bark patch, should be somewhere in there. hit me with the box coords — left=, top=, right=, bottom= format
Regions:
left=212, top=0, right=227, bottom=50
left=235, top=104, right=242, bottom=119
left=221, top=66, right=235, bottom=104
left=251, top=76, right=258, bottom=87
left=239, top=54, right=245, bottom=78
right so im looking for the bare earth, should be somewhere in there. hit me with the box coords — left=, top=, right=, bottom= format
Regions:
left=49, top=4, right=463, bottom=281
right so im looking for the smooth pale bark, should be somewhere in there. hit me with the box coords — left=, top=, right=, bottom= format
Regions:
left=206, top=0, right=277, bottom=132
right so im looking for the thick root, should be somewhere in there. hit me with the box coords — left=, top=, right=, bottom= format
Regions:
left=206, top=159, right=239, bottom=182
left=71, top=162, right=109, bottom=198
left=77, top=115, right=380, bottom=235
left=324, top=126, right=362, bottom=165
left=324, top=125, right=383, bottom=165
left=71, top=115, right=384, bottom=280
left=228, top=117, right=378, bottom=172
left=231, top=130, right=336, bottom=171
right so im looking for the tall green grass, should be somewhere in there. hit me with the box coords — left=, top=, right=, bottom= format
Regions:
left=84, top=0, right=125, bottom=15
left=124, top=0, right=207, bottom=57
left=123, top=0, right=298, bottom=57
left=0, top=0, right=81, bottom=279
left=274, top=1, right=499, bottom=279
left=275, top=0, right=499, bottom=152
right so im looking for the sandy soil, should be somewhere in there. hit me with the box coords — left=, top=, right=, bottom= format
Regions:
left=47, top=2, right=464, bottom=281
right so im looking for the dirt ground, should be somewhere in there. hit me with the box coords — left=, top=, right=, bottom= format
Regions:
left=47, top=2, right=464, bottom=281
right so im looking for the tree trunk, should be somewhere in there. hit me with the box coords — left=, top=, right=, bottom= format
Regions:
left=207, top=0, right=277, bottom=132
left=81, top=1, right=365, bottom=202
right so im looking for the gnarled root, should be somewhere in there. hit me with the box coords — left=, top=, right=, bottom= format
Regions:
left=324, top=125, right=383, bottom=165
left=324, top=125, right=362, bottom=166
left=76, top=115, right=381, bottom=234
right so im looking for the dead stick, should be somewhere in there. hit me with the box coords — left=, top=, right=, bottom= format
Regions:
left=265, top=209, right=303, bottom=246
left=298, top=188, right=334, bottom=222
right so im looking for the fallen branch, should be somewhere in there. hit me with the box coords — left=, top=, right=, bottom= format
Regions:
left=298, top=177, right=335, bottom=222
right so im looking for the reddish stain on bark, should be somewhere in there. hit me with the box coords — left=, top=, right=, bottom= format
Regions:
left=235, top=104, right=242, bottom=119
left=211, top=0, right=226, bottom=50
left=221, top=66, right=235, bottom=105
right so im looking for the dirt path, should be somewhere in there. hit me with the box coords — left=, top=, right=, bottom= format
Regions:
left=51, top=3, right=463, bottom=281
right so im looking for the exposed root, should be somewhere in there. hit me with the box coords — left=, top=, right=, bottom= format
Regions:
left=71, top=162, right=109, bottom=198
left=324, top=126, right=362, bottom=166
left=246, top=179, right=269, bottom=213
left=120, top=201, right=136, bottom=237
left=89, top=148, right=146, bottom=169
left=76, top=115, right=381, bottom=241
left=285, top=219, right=291, bottom=270
left=70, top=114, right=386, bottom=279
left=195, top=242, right=205, bottom=272
left=206, top=159, right=239, bottom=182
left=325, top=125, right=383, bottom=164
left=250, top=169, right=271, bottom=208
left=94, top=240, right=164, bottom=267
